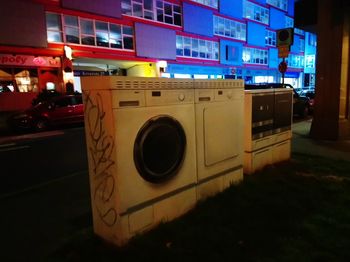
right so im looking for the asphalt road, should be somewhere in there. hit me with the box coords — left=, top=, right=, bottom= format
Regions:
left=0, top=126, right=88, bottom=198
left=0, top=126, right=92, bottom=261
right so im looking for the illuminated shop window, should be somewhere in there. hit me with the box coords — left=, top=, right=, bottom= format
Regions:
left=0, top=69, right=39, bottom=93
left=285, top=54, right=304, bottom=68
left=190, top=0, right=218, bottom=9
left=174, top=73, right=192, bottom=79
left=243, top=0, right=269, bottom=25
left=265, top=30, right=276, bottom=46
left=46, top=13, right=134, bottom=51
left=121, top=0, right=182, bottom=26
left=285, top=16, right=294, bottom=28
left=46, top=13, right=63, bottom=42
left=176, top=35, right=219, bottom=60
left=213, top=16, right=246, bottom=41
left=255, top=76, right=274, bottom=83
left=193, top=74, right=209, bottom=79
left=242, top=47, right=268, bottom=65
left=266, top=0, right=288, bottom=11
left=46, top=82, right=55, bottom=90
left=305, top=55, right=315, bottom=69
left=15, top=69, right=39, bottom=93
left=161, top=72, right=171, bottom=78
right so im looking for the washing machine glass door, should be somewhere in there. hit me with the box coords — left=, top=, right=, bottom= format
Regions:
left=134, top=115, right=186, bottom=183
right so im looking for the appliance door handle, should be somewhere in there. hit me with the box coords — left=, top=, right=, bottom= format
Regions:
left=199, top=97, right=211, bottom=102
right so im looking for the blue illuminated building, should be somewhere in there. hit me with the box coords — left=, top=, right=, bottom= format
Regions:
left=0, top=0, right=317, bottom=111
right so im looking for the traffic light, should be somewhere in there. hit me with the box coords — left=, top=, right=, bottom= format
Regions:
left=277, top=28, right=294, bottom=47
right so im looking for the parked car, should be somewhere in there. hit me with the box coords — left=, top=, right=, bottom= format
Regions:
left=298, top=90, right=315, bottom=113
left=8, top=94, right=84, bottom=132
left=245, top=83, right=311, bottom=118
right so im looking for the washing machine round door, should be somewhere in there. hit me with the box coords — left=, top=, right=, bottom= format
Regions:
left=134, top=115, right=186, bottom=183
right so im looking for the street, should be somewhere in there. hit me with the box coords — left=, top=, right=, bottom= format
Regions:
left=0, top=126, right=88, bottom=197
left=0, top=126, right=92, bottom=261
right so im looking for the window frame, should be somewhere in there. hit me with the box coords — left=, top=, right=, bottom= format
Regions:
left=122, top=0, right=182, bottom=27
left=46, top=12, right=135, bottom=51
left=305, top=55, right=316, bottom=69
left=265, top=29, right=276, bottom=47
left=63, top=14, right=80, bottom=44
left=243, top=46, right=269, bottom=65
left=285, top=54, right=304, bottom=68
left=176, top=35, right=219, bottom=61
left=213, top=15, right=247, bottom=41
left=190, top=0, right=218, bottom=9
left=266, top=0, right=288, bottom=11
left=243, top=0, right=269, bottom=25
left=46, top=12, right=63, bottom=43
left=80, top=18, right=95, bottom=46
left=285, top=16, right=294, bottom=28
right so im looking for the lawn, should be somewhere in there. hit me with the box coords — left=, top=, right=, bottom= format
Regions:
left=52, top=153, right=350, bottom=262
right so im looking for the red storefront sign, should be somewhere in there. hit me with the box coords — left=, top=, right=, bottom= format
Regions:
left=0, top=54, right=61, bottom=67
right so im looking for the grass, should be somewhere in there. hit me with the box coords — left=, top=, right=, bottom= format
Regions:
left=51, top=153, right=350, bottom=262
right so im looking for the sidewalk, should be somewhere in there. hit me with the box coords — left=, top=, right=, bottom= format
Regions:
left=292, top=118, right=350, bottom=161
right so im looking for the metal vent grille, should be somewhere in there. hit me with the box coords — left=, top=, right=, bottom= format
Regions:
left=113, top=77, right=193, bottom=90
left=194, top=79, right=244, bottom=89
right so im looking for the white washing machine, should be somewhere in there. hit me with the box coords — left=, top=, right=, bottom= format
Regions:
left=81, top=76, right=197, bottom=246
left=194, top=79, right=244, bottom=200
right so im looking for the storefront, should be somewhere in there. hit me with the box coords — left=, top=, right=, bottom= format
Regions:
left=0, top=54, right=62, bottom=111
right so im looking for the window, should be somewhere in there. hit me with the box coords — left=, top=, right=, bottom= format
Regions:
left=122, top=0, right=182, bottom=26
left=109, top=24, right=122, bottom=48
left=124, top=0, right=154, bottom=19
left=213, top=16, right=246, bottom=41
left=305, top=55, right=315, bottom=68
left=294, top=28, right=305, bottom=36
left=46, top=13, right=63, bottom=42
left=190, top=0, right=218, bottom=9
left=243, top=0, right=269, bottom=25
left=122, top=26, right=134, bottom=50
left=63, top=15, right=79, bottom=44
left=14, top=69, right=39, bottom=93
left=243, top=47, right=268, bottom=65
left=285, top=16, right=294, bottom=28
left=46, top=13, right=135, bottom=51
left=80, top=19, right=95, bottom=46
left=265, top=30, right=276, bottom=46
left=176, top=35, right=219, bottom=61
left=299, top=38, right=305, bottom=53
left=266, top=0, right=288, bottom=11
left=285, top=54, right=304, bottom=68
left=96, top=21, right=109, bottom=47
left=308, top=33, right=317, bottom=47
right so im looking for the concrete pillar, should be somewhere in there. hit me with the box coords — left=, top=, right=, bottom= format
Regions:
left=310, top=0, right=350, bottom=140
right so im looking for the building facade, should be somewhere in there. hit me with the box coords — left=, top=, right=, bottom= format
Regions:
left=0, top=0, right=317, bottom=111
